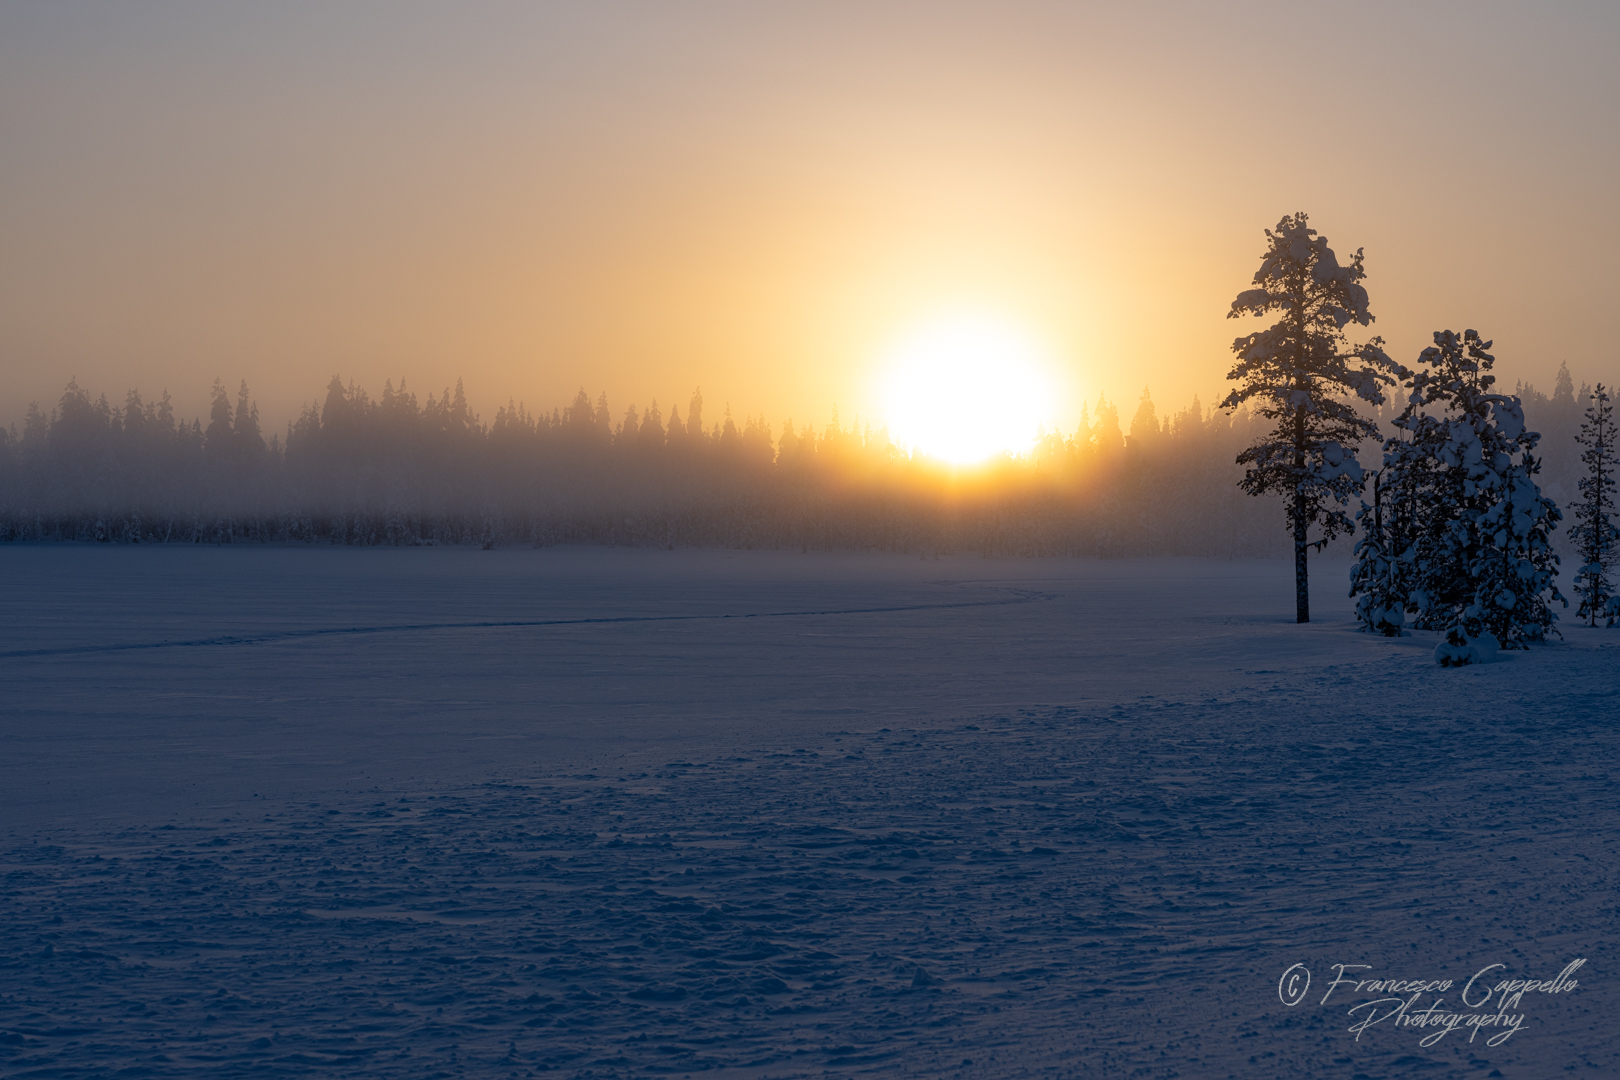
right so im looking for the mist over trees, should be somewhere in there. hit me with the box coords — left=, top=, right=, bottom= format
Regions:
left=0, top=365, right=1600, bottom=563
left=0, top=365, right=1608, bottom=560
left=0, top=373, right=1289, bottom=555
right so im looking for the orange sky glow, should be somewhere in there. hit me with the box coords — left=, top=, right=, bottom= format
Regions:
left=2, top=2, right=1616, bottom=448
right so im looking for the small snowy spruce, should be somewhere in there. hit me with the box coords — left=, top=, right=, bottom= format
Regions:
left=1571, top=384, right=1620, bottom=627
left=1353, top=330, right=1564, bottom=657
left=1350, top=464, right=1419, bottom=636
left=1224, top=213, right=1399, bottom=623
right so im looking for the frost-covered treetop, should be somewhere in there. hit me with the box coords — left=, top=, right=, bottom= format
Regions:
left=1393, top=330, right=1535, bottom=449
left=1229, top=219, right=1370, bottom=329
left=1223, top=213, right=1398, bottom=417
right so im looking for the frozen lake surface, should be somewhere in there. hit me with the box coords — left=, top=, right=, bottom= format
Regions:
left=2, top=546, right=1617, bottom=1078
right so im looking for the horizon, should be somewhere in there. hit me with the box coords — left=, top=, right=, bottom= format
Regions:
left=8, top=353, right=1608, bottom=459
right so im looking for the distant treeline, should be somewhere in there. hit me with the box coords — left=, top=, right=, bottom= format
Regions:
left=0, top=366, right=1603, bottom=556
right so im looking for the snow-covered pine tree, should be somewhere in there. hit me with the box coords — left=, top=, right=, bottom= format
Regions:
left=1377, top=330, right=1564, bottom=659
left=1571, top=384, right=1619, bottom=627
left=1224, top=213, right=1398, bottom=622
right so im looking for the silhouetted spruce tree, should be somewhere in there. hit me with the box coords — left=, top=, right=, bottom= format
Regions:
left=721, top=405, right=746, bottom=453
left=204, top=379, right=235, bottom=456
left=1551, top=361, right=1578, bottom=431
left=686, top=389, right=705, bottom=449
left=1224, top=213, right=1398, bottom=622
left=617, top=403, right=640, bottom=444
left=1090, top=395, right=1123, bottom=457
left=1572, top=384, right=1619, bottom=626
left=1127, top=387, right=1160, bottom=449
left=638, top=400, right=665, bottom=453
left=233, top=381, right=264, bottom=460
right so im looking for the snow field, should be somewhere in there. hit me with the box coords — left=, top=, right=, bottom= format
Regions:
left=2, top=547, right=1616, bottom=1078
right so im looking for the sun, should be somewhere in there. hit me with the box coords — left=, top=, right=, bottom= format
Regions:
left=877, top=311, right=1059, bottom=465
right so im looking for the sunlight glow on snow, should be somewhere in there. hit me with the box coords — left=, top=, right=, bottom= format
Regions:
left=877, top=311, right=1060, bottom=465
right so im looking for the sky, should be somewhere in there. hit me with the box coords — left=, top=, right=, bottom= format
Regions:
left=2, top=0, right=1617, bottom=440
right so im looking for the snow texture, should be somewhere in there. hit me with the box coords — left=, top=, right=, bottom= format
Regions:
left=2, top=547, right=1617, bottom=1079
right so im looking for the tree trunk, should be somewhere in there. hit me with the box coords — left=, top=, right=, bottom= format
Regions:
left=1293, top=400, right=1310, bottom=624
left=1294, top=486, right=1310, bottom=623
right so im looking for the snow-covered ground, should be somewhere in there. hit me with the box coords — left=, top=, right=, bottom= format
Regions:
left=2, top=546, right=1616, bottom=1079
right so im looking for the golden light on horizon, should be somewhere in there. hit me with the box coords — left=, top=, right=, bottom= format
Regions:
left=877, top=310, right=1061, bottom=465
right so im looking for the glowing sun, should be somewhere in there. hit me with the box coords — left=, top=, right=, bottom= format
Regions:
left=878, top=311, right=1058, bottom=464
